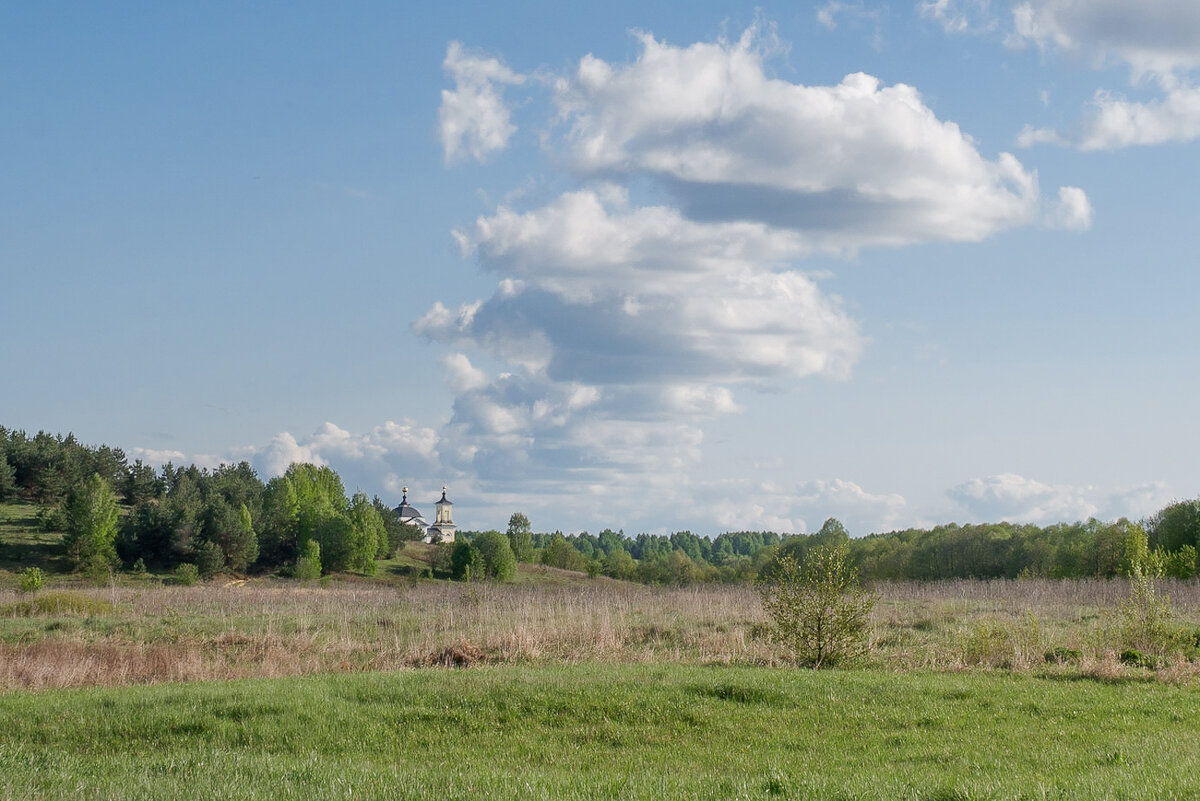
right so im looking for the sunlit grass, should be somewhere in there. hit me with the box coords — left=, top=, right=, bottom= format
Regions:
left=2, top=664, right=1198, bottom=800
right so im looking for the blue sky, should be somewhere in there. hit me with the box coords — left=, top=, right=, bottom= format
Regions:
left=3, top=1, right=1199, bottom=536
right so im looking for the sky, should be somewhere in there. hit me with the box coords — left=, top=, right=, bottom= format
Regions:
left=3, top=1, right=1199, bottom=537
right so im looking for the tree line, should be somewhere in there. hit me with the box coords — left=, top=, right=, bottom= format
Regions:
left=4, top=426, right=1200, bottom=584
left=0, top=427, right=420, bottom=579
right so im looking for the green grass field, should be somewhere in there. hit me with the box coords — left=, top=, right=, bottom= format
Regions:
left=1, top=663, right=1197, bottom=800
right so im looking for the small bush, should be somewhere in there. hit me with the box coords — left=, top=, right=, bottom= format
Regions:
left=130, top=557, right=147, bottom=575
left=18, top=567, right=46, bottom=594
left=174, top=563, right=200, bottom=586
left=1119, top=649, right=1159, bottom=670
left=1044, top=647, right=1082, bottom=665
left=1118, top=561, right=1177, bottom=657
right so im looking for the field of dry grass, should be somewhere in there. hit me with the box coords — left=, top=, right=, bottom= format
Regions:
left=4, top=574, right=1200, bottom=691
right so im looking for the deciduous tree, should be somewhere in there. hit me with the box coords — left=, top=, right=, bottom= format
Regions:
left=757, top=543, right=875, bottom=668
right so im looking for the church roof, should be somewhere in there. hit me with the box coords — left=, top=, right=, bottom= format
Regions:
left=394, top=488, right=424, bottom=520
left=437, top=486, right=452, bottom=505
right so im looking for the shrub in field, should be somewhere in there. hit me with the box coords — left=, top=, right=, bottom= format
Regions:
left=18, top=567, right=46, bottom=593
left=1119, top=649, right=1159, bottom=670
left=1044, top=647, right=1082, bottom=665
left=1118, top=563, right=1176, bottom=657
left=174, top=563, right=200, bottom=586
left=756, top=543, right=876, bottom=668
left=962, top=614, right=1042, bottom=670
left=1117, top=530, right=1177, bottom=659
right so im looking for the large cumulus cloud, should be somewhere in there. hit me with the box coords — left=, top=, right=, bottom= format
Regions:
left=419, top=23, right=1090, bottom=521
left=552, top=28, right=1077, bottom=241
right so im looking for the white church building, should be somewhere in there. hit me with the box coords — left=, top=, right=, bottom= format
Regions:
left=394, top=485, right=456, bottom=543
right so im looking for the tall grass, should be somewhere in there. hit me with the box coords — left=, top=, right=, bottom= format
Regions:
left=2, top=577, right=1199, bottom=690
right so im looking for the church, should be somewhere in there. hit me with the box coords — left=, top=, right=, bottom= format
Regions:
left=394, top=485, right=456, bottom=543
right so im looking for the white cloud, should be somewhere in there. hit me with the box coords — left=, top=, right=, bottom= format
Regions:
left=439, top=41, right=525, bottom=164
left=442, top=352, right=489, bottom=393
left=1078, top=86, right=1200, bottom=149
left=127, top=447, right=188, bottom=467
left=948, top=473, right=1097, bottom=523
left=817, top=1, right=884, bottom=45
left=259, top=431, right=327, bottom=477
left=1009, top=1, right=1200, bottom=149
left=1044, top=185, right=1093, bottom=230
left=551, top=28, right=1073, bottom=241
left=706, top=477, right=907, bottom=535
left=919, top=0, right=999, bottom=35
left=1016, top=123, right=1065, bottom=147
left=948, top=473, right=1180, bottom=525
left=794, top=478, right=909, bottom=535
left=1097, top=481, right=1175, bottom=522
left=418, top=24, right=1095, bottom=524
left=437, top=190, right=864, bottom=387
left=1012, top=0, right=1200, bottom=78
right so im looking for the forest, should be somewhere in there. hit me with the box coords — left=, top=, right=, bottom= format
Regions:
left=3, top=425, right=1198, bottom=585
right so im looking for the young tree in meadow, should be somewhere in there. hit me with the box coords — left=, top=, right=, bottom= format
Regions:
left=62, top=473, right=120, bottom=573
left=757, top=543, right=875, bottom=669
left=506, top=512, right=534, bottom=562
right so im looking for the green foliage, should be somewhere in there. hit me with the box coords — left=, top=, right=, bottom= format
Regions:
left=450, top=541, right=486, bottom=581
left=1118, top=649, right=1159, bottom=670
left=196, top=540, right=226, bottom=579
left=294, top=539, right=321, bottom=580
left=602, top=548, right=636, bottom=580
left=757, top=543, right=876, bottom=668
left=1149, top=499, right=1200, bottom=552
left=473, top=530, right=517, bottom=580
left=0, top=453, right=14, bottom=503
left=1163, top=544, right=1197, bottom=579
left=506, top=512, right=534, bottom=562
left=347, top=491, right=385, bottom=575
left=62, top=473, right=119, bottom=573
left=18, top=566, right=46, bottom=593
left=540, top=533, right=590, bottom=572
left=130, top=557, right=147, bottom=575
left=173, top=563, right=200, bottom=586
left=1117, top=556, right=1176, bottom=657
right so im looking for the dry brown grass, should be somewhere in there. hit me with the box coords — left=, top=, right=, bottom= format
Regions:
left=2, top=576, right=1199, bottom=691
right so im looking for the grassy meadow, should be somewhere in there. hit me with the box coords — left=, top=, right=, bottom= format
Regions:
left=2, top=663, right=1200, bottom=800
left=3, top=571, right=1200, bottom=690
left=6, top=499, right=1200, bottom=798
